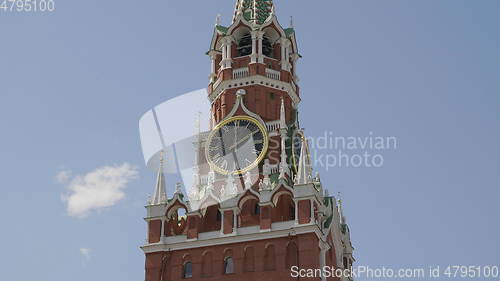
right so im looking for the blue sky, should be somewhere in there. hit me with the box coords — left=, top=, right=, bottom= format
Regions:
left=1, top=0, right=499, bottom=280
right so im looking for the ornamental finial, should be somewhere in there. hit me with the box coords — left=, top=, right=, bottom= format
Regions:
left=175, top=182, right=182, bottom=194
left=159, top=150, right=164, bottom=169
left=215, top=14, right=221, bottom=26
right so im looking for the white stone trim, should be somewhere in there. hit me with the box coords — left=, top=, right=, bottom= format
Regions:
left=232, top=67, right=249, bottom=79
left=265, top=68, right=281, bottom=80
left=142, top=222, right=323, bottom=253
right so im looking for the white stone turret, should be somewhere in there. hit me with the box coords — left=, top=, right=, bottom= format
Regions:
left=150, top=151, right=167, bottom=205
left=279, top=98, right=290, bottom=179
left=206, top=167, right=216, bottom=192
left=260, top=158, right=272, bottom=190
left=279, top=97, right=287, bottom=130
left=222, top=173, right=238, bottom=199
left=295, top=138, right=312, bottom=185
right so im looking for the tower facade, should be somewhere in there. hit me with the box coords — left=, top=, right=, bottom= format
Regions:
left=141, top=1, right=354, bottom=280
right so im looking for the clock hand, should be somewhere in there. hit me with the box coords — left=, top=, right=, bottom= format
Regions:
left=228, top=130, right=258, bottom=151
left=234, top=125, right=238, bottom=149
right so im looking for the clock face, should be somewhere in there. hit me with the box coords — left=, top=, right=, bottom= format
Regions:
left=206, top=116, right=268, bottom=175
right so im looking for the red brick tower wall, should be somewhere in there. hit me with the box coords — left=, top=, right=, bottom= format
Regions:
left=145, top=232, right=339, bottom=281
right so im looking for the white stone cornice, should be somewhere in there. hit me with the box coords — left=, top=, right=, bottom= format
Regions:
left=145, top=203, right=167, bottom=218
left=143, top=215, right=165, bottom=222
left=293, top=183, right=323, bottom=201
left=141, top=222, right=323, bottom=253
left=207, top=49, right=220, bottom=58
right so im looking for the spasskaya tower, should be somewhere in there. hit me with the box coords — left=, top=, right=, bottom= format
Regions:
left=141, top=1, right=355, bottom=280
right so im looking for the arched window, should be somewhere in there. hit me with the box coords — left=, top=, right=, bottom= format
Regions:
left=239, top=198, right=260, bottom=227
left=273, top=193, right=295, bottom=222
left=167, top=206, right=187, bottom=236
left=183, top=261, right=193, bottom=279
left=224, top=256, right=235, bottom=274
left=237, top=33, right=252, bottom=57
left=244, top=247, right=255, bottom=272
left=262, top=35, right=274, bottom=57
left=264, top=245, right=276, bottom=271
left=201, top=205, right=222, bottom=232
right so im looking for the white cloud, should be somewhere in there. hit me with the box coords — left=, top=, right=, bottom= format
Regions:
left=61, top=163, right=138, bottom=218
left=55, top=169, right=72, bottom=183
left=80, top=248, right=91, bottom=260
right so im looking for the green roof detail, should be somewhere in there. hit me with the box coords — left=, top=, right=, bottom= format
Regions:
left=284, top=28, right=295, bottom=38
left=341, top=223, right=348, bottom=234
left=235, top=0, right=274, bottom=25
left=324, top=215, right=334, bottom=229
left=215, top=25, right=229, bottom=35
left=270, top=173, right=279, bottom=186
left=322, top=197, right=334, bottom=229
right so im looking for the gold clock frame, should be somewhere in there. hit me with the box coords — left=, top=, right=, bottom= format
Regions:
left=205, top=115, right=269, bottom=175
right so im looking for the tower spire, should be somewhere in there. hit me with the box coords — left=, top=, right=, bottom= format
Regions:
left=279, top=97, right=287, bottom=129
left=295, top=138, right=312, bottom=185
left=150, top=151, right=167, bottom=205
left=279, top=98, right=290, bottom=179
